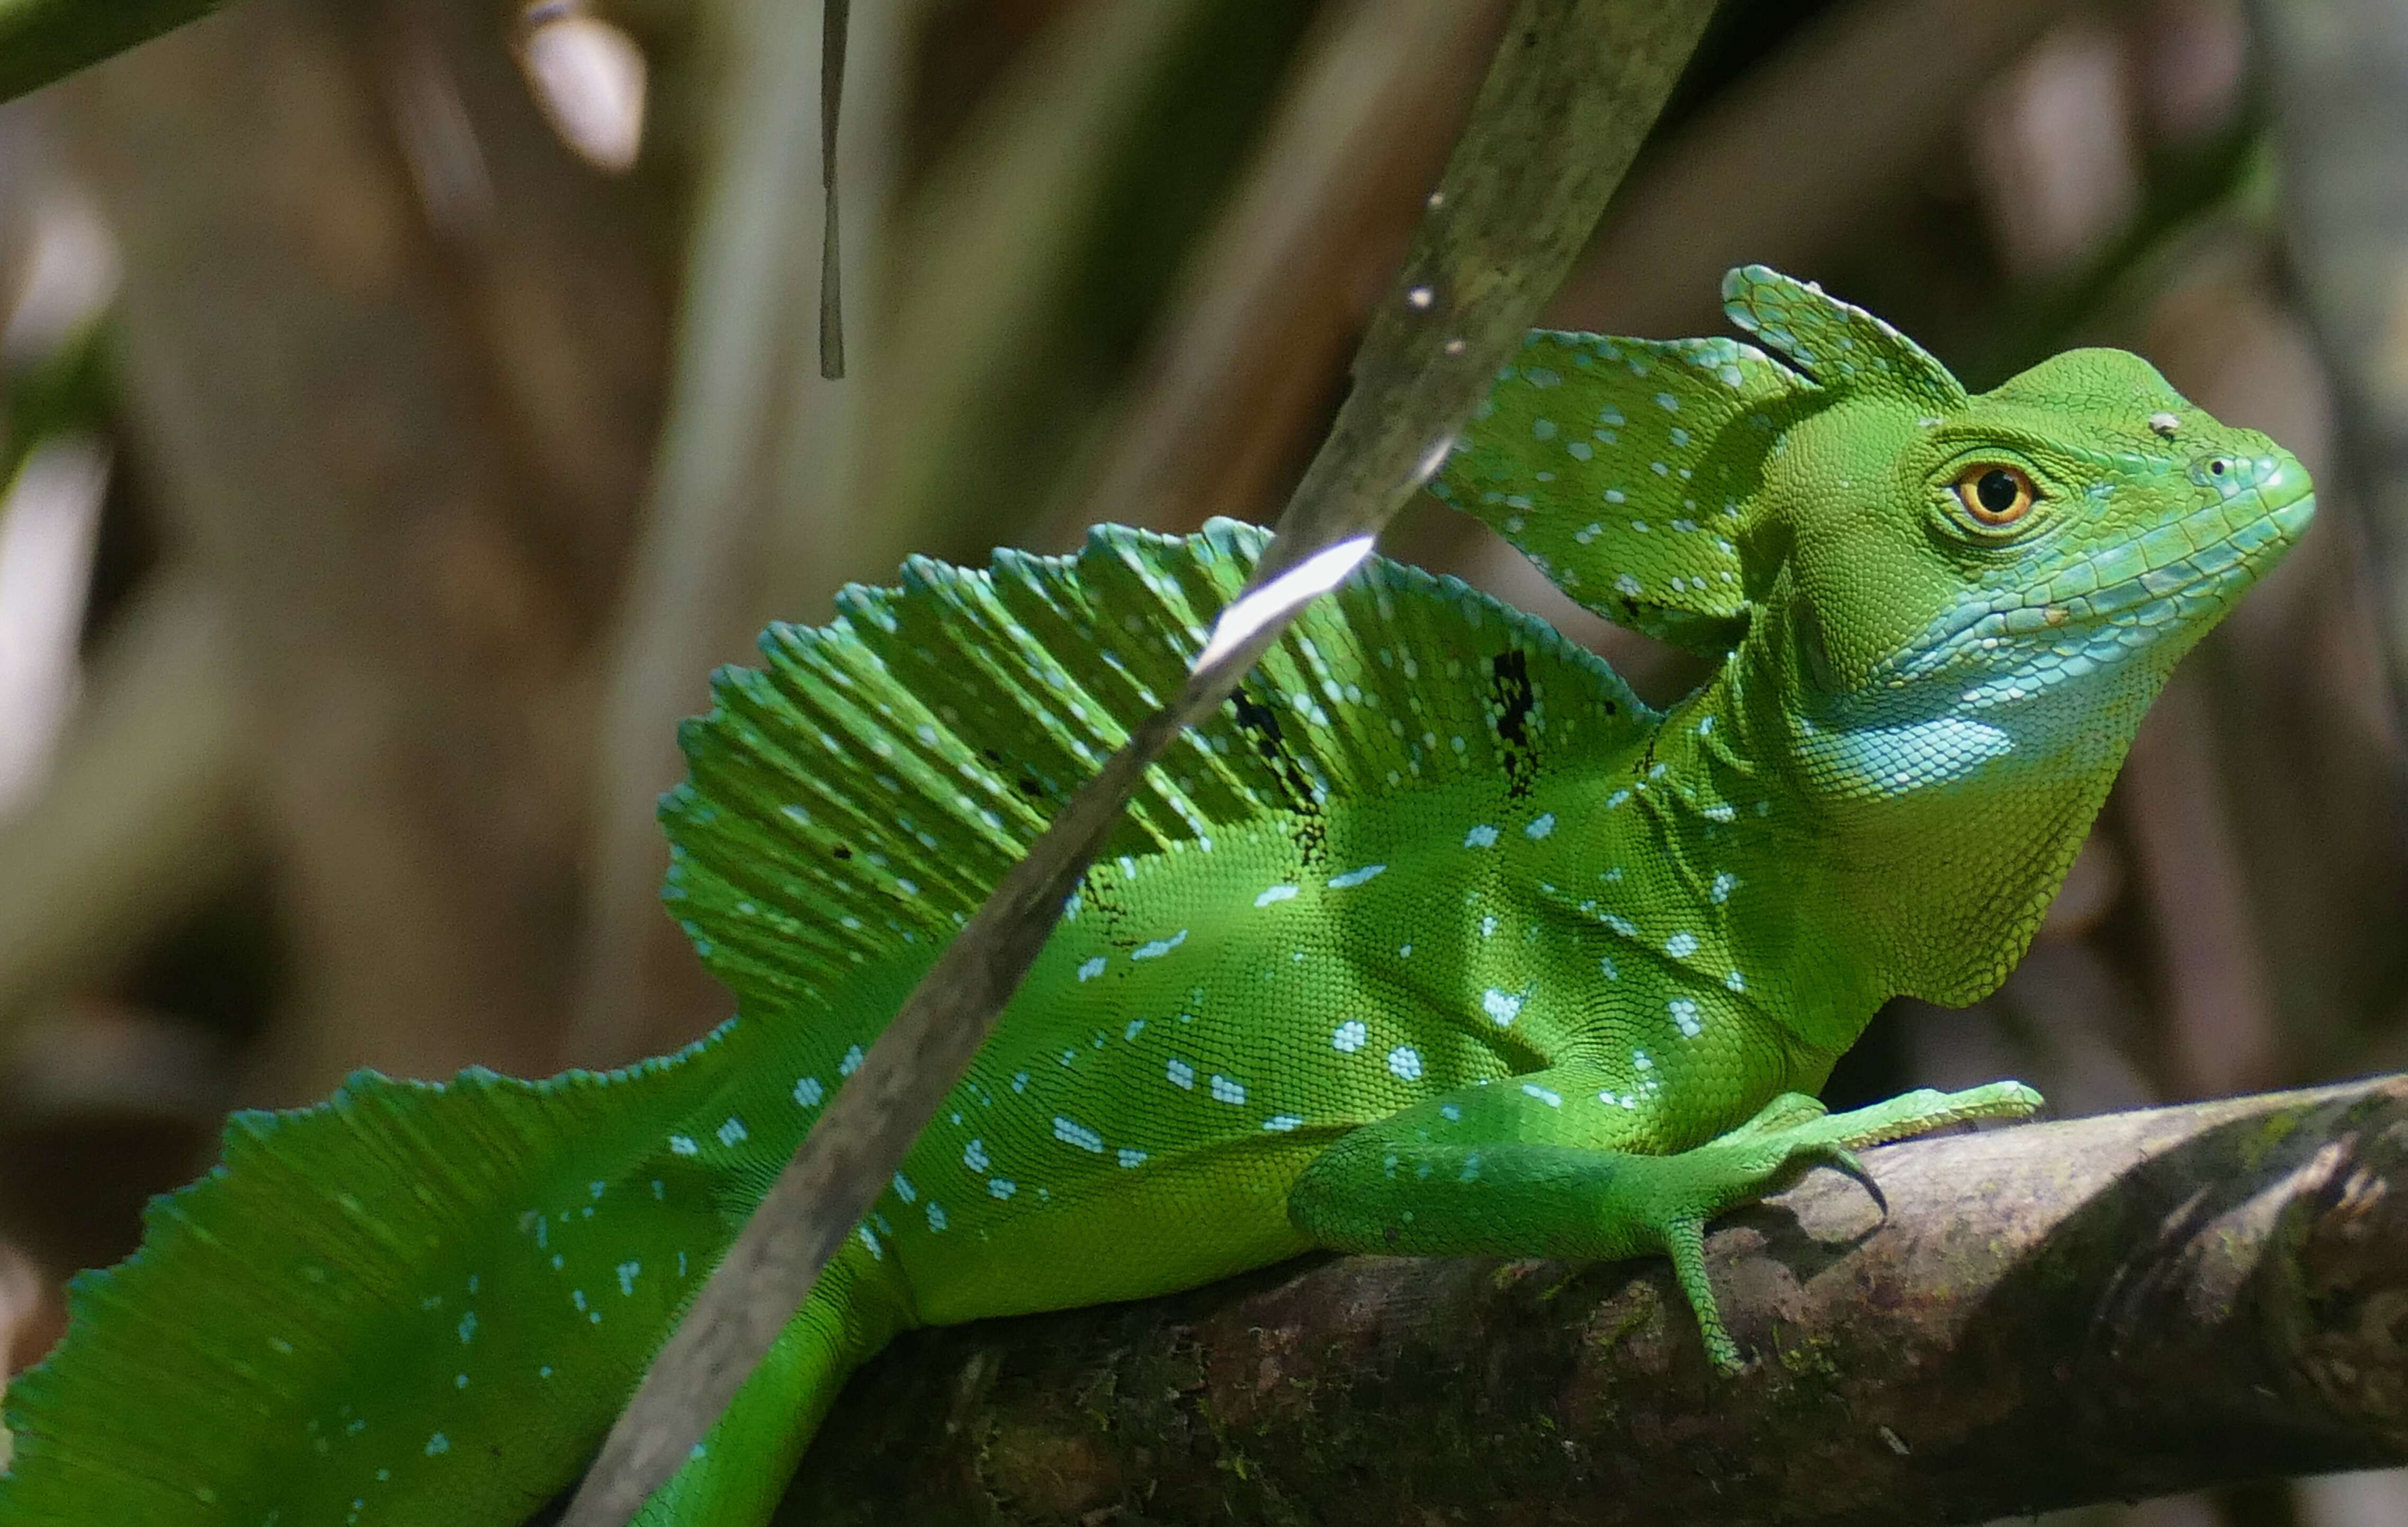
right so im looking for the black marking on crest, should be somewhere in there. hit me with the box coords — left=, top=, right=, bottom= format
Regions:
left=1077, top=864, right=1133, bottom=941
left=1230, top=688, right=1319, bottom=813
left=1231, top=683, right=1326, bottom=864
left=1490, top=649, right=1538, bottom=800
left=979, top=743, right=1057, bottom=803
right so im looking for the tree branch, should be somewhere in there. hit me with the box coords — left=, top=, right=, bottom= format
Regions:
left=782, top=1077, right=2408, bottom=1525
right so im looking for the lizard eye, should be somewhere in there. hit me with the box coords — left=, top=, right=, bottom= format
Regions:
left=1952, top=464, right=2036, bottom=527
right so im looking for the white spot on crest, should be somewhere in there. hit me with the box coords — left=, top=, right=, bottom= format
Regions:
left=1665, top=931, right=1699, bottom=958
left=1132, top=929, right=1188, bottom=960
left=1332, top=1020, right=1368, bottom=1053
left=1387, top=1046, right=1424, bottom=1081
left=793, top=1076, right=824, bottom=1108
left=1076, top=956, right=1108, bottom=982
left=1463, top=824, right=1499, bottom=848
left=1328, top=863, right=1386, bottom=889
left=1525, top=813, right=1556, bottom=840
left=1209, top=1074, right=1247, bottom=1105
left=1521, top=1083, right=1563, bottom=1108
left=1167, top=1058, right=1196, bottom=1090
left=1254, top=884, right=1300, bottom=908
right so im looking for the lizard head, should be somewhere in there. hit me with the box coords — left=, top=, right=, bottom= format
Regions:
left=1434, top=267, right=2311, bottom=1008
left=1733, top=278, right=2313, bottom=800
left=1433, top=265, right=2312, bottom=800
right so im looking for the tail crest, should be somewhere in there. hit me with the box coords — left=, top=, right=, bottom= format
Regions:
left=1, top=1040, right=736, bottom=1525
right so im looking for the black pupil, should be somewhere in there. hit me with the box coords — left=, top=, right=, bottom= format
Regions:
left=1975, top=470, right=2020, bottom=514
left=2210, top=459, right=2227, bottom=474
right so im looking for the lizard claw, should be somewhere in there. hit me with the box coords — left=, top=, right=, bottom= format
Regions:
left=1807, top=1142, right=1887, bottom=1221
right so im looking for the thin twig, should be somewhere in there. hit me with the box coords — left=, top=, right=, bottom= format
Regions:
left=569, top=0, right=912, bottom=1066
left=817, top=0, right=847, bottom=380
left=558, top=2, right=1718, bottom=1521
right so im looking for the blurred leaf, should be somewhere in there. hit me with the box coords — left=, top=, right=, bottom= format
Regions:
left=0, top=0, right=225, bottom=103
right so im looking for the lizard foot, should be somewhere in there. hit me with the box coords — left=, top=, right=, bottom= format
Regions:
left=1628, top=1081, right=2044, bottom=1372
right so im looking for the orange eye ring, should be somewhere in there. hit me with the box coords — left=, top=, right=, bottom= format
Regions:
left=1952, top=463, right=2037, bottom=527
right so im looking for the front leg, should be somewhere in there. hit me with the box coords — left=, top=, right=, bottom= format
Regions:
left=1287, top=1068, right=2040, bottom=1370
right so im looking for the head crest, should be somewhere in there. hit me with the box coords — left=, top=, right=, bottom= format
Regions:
left=1720, top=265, right=1963, bottom=410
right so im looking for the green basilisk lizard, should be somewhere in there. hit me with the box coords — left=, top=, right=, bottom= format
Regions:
left=0, top=267, right=2312, bottom=1523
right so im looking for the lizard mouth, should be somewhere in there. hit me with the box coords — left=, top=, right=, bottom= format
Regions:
left=1872, top=459, right=2313, bottom=704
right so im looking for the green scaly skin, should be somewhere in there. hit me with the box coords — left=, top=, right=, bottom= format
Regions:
left=0, top=267, right=2312, bottom=1523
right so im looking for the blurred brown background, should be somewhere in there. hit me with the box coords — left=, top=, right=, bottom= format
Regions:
left=0, top=2, right=2402, bottom=1522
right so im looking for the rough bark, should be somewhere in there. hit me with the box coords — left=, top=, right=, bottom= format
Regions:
left=780, top=1076, right=2408, bottom=1525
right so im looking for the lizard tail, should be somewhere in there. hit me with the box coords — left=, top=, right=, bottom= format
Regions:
left=627, top=1236, right=907, bottom=1525
left=0, top=1040, right=749, bottom=1525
